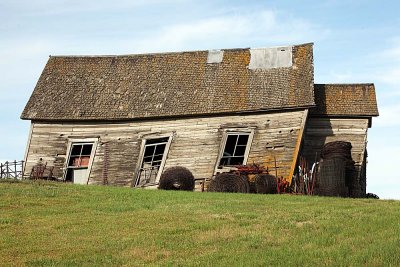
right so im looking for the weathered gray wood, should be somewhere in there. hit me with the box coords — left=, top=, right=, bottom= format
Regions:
left=302, top=117, right=369, bottom=191
left=24, top=110, right=306, bottom=188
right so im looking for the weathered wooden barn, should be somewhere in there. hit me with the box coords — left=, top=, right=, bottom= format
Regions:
left=21, top=43, right=378, bottom=193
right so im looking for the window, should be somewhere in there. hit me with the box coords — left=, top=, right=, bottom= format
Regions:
left=65, top=142, right=95, bottom=184
left=68, top=143, right=93, bottom=168
left=135, top=137, right=171, bottom=186
left=216, top=131, right=253, bottom=169
left=219, top=133, right=249, bottom=166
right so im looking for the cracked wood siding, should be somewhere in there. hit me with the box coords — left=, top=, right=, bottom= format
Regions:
left=302, top=117, right=369, bottom=180
left=24, top=110, right=306, bottom=187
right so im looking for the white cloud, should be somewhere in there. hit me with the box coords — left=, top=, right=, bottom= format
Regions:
left=0, top=7, right=327, bottom=104
left=1, top=0, right=186, bottom=16
left=132, top=10, right=326, bottom=52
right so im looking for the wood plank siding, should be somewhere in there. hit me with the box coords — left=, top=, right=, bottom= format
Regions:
left=302, top=117, right=369, bottom=180
left=24, top=110, right=307, bottom=187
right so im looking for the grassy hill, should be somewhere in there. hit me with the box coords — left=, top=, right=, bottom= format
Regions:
left=1, top=180, right=399, bottom=266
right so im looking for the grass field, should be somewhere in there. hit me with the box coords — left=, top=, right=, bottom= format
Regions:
left=1, top=180, right=399, bottom=266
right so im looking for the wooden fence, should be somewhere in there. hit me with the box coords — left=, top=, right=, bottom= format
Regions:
left=0, top=160, right=24, bottom=179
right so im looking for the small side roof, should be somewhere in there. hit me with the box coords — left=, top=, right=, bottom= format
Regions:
left=312, top=83, right=379, bottom=117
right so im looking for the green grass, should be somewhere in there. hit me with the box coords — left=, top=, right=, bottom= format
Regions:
left=1, top=180, right=399, bottom=266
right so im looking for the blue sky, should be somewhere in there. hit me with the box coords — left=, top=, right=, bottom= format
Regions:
left=1, top=0, right=399, bottom=199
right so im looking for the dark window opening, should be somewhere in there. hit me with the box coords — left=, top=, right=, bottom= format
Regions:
left=219, top=133, right=250, bottom=166
left=145, top=137, right=169, bottom=145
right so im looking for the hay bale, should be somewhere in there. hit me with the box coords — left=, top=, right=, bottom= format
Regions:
left=158, top=166, right=195, bottom=191
left=208, top=173, right=250, bottom=193
left=317, top=141, right=361, bottom=197
left=321, top=141, right=352, bottom=160
left=316, top=157, right=347, bottom=197
left=254, top=174, right=277, bottom=194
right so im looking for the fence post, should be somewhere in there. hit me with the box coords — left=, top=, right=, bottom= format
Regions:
left=14, top=160, right=17, bottom=178
left=21, top=160, right=25, bottom=179
left=0, top=160, right=25, bottom=179
left=5, top=161, right=9, bottom=178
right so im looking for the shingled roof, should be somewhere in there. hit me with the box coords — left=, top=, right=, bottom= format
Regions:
left=21, top=43, right=315, bottom=121
left=311, top=83, right=379, bottom=117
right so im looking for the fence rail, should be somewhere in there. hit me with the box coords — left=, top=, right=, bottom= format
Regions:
left=0, top=160, right=24, bottom=179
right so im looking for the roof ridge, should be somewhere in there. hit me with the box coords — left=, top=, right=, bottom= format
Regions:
left=49, top=43, right=312, bottom=58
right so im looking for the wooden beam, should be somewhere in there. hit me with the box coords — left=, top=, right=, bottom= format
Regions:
left=287, top=109, right=308, bottom=184
left=23, top=122, right=34, bottom=177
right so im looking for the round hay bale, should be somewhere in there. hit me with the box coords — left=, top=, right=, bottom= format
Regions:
left=317, top=141, right=360, bottom=198
left=254, top=174, right=277, bottom=194
left=321, top=141, right=352, bottom=160
left=316, top=157, right=347, bottom=197
left=158, top=166, right=195, bottom=191
left=208, top=173, right=250, bottom=193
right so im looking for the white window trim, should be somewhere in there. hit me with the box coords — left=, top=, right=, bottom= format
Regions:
left=214, top=129, right=255, bottom=174
left=134, top=134, right=173, bottom=187
left=63, top=138, right=98, bottom=184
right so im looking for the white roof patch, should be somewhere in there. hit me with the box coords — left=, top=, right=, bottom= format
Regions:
left=207, top=50, right=224, bottom=64
left=249, top=46, right=293, bottom=69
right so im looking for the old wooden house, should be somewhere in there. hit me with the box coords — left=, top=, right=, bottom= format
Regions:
left=21, top=43, right=378, bottom=193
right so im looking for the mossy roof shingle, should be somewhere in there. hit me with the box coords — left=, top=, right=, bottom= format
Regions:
left=21, top=43, right=315, bottom=121
left=312, top=83, right=379, bottom=117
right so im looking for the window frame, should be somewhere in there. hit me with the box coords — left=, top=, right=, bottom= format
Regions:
left=63, top=138, right=98, bottom=183
left=134, top=134, right=173, bottom=187
left=215, top=129, right=254, bottom=172
left=67, top=143, right=94, bottom=168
